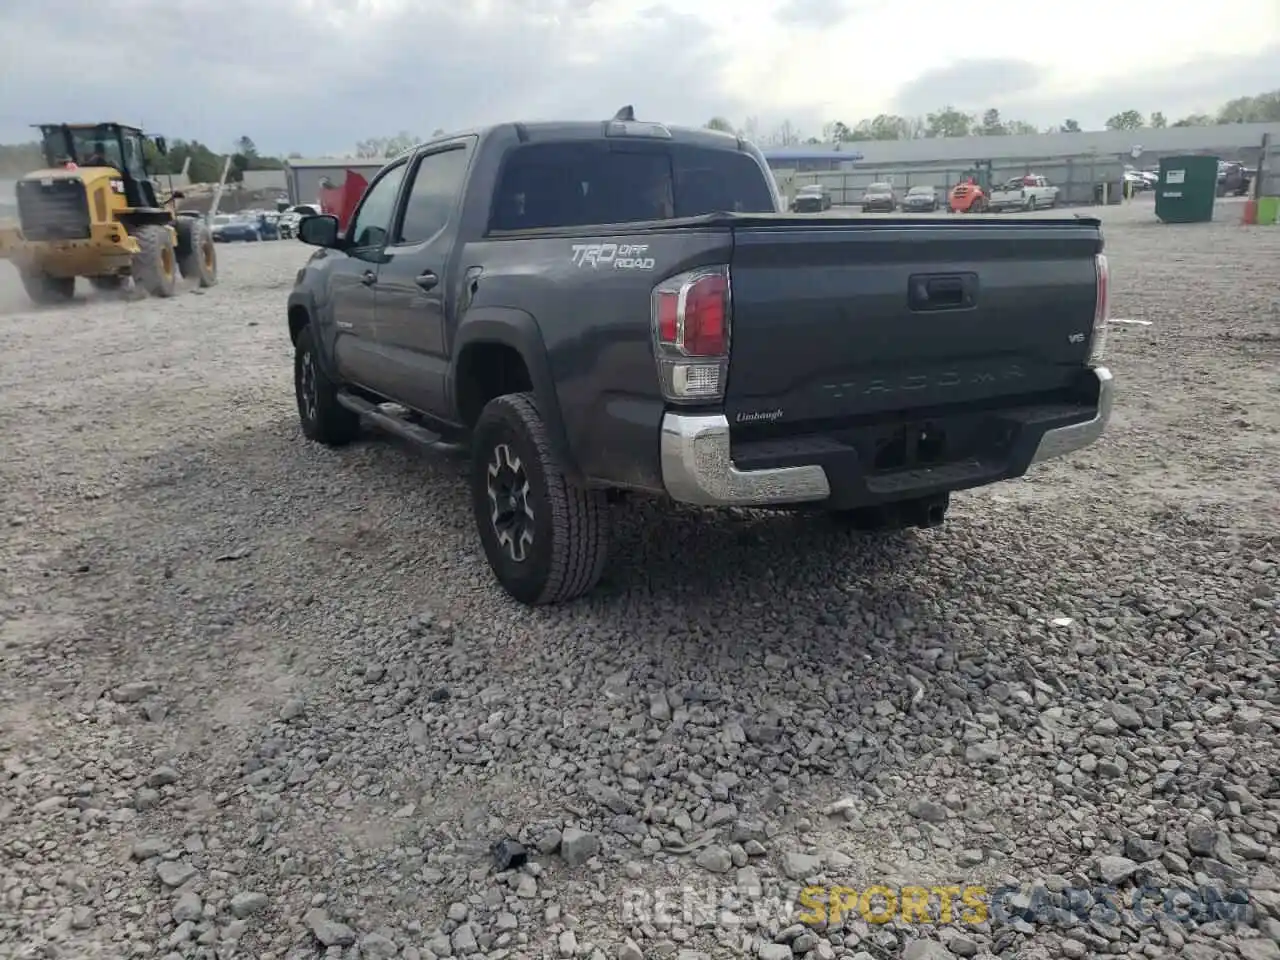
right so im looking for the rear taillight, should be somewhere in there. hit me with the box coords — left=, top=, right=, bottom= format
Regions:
left=651, top=265, right=731, bottom=402
left=1090, top=253, right=1109, bottom=365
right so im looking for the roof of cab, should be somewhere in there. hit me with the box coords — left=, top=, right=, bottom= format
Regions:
left=33, top=121, right=145, bottom=133
left=404, top=114, right=750, bottom=157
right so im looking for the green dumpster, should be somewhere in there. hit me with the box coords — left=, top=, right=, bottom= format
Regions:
left=1156, top=155, right=1218, bottom=223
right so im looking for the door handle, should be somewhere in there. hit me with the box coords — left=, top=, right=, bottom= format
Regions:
left=360, top=270, right=376, bottom=287
left=415, top=271, right=439, bottom=292
left=908, top=272, right=978, bottom=312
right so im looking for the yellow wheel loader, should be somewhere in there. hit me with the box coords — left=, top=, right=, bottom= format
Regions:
left=0, top=122, right=217, bottom=305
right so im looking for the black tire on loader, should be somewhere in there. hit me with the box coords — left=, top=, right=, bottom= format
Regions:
left=175, top=218, right=218, bottom=287
left=131, top=224, right=178, bottom=298
left=20, top=270, right=75, bottom=305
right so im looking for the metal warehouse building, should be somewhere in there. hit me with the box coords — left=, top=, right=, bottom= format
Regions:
left=283, top=158, right=386, bottom=206
left=763, top=121, right=1280, bottom=171
left=763, top=121, right=1280, bottom=207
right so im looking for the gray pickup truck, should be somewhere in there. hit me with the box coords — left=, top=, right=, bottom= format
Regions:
left=286, top=108, right=1114, bottom=606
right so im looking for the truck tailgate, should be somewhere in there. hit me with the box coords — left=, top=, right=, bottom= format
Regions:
left=723, top=220, right=1102, bottom=427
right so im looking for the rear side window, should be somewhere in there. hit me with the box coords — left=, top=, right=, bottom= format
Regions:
left=488, top=142, right=776, bottom=232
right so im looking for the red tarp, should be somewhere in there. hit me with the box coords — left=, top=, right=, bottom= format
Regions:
left=318, top=170, right=369, bottom=232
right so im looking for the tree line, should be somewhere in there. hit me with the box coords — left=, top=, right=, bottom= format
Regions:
left=0, top=133, right=288, bottom=181
left=704, top=88, right=1280, bottom=145
left=2, top=88, right=1276, bottom=178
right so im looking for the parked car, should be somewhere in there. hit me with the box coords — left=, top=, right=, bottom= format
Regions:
left=1217, top=161, right=1251, bottom=197
left=211, top=214, right=261, bottom=242
left=902, top=185, right=940, bottom=212
left=255, top=212, right=280, bottom=241
left=791, top=184, right=832, bottom=212
left=279, top=204, right=321, bottom=240
left=987, top=175, right=1059, bottom=211
left=287, top=110, right=1112, bottom=606
left=860, top=182, right=897, bottom=212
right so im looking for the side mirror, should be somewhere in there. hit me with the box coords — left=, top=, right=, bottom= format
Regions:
left=155, top=137, right=168, bottom=155
left=298, top=214, right=341, bottom=247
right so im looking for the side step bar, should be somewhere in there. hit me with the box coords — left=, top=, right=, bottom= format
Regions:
left=336, top=391, right=444, bottom=447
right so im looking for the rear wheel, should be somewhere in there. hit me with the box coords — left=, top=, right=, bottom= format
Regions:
left=131, top=224, right=178, bottom=298
left=20, top=271, right=75, bottom=305
left=89, top=275, right=125, bottom=292
left=175, top=218, right=218, bottom=287
left=470, top=393, right=609, bottom=605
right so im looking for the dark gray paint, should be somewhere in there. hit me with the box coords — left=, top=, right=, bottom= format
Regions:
left=288, top=119, right=1106, bottom=505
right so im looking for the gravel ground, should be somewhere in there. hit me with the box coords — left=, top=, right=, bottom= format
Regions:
left=1, top=199, right=1277, bottom=960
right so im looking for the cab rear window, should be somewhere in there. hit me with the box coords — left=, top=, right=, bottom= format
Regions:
left=489, top=142, right=776, bottom=232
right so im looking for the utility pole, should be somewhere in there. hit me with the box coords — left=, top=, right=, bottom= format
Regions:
left=207, top=154, right=233, bottom=219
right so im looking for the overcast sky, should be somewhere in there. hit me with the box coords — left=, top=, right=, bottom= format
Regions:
left=2, top=0, right=1277, bottom=156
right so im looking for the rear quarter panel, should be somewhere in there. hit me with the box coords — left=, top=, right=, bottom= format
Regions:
left=458, top=228, right=734, bottom=491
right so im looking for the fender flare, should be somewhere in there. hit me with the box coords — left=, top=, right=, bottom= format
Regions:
left=452, top=307, right=582, bottom=484
left=286, top=291, right=343, bottom=383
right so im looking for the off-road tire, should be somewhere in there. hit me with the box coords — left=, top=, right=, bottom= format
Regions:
left=20, top=271, right=75, bottom=305
left=89, top=276, right=125, bottom=292
left=175, top=218, right=218, bottom=287
left=470, top=392, right=608, bottom=606
left=294, top=323, right=359, bottom=447
left=131, top=224, right=178, bottom=298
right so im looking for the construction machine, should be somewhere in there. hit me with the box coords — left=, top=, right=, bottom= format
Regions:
left=948, top=161, right=993, bottom=213
left=0, top=122, right=218, bottom=305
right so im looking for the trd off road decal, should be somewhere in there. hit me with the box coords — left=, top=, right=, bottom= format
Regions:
left=570, top=243, right=656, bottom=270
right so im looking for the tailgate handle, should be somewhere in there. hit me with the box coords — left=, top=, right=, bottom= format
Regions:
left=909, top=273, right=977, bottom=312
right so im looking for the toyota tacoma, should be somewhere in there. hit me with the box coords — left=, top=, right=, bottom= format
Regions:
left=286, top=108, right=1114, bottom=605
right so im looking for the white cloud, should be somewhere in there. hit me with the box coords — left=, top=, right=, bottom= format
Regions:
left=0, top=0, right=1275, bottom=153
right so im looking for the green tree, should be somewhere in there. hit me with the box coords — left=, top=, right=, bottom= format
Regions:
left=844, top=114, right=909, bottom=140
left=823, top=121, right=854, bottom=142
left=236, top=135, right=258, bottom=158
left=1062, top=119, right=1082, bottom=132
left=1171, top=113, right=1213, bottom=127
left=1217, top=90, right=1280, bottom=123
left=355, top=137, right=388, bottom=159
left=384, top=131, right=419, bottom=157
left=924, top=106, right=973, bottom=138
left=866, top=114, right=911, bottom=140
left=1005, top=120, right=1040, bottom=135
left=354, top=132, right=422, bottom=158
left=1105, top=110, right=1145, bottom=130
left=977, top=108, right=1006, bottom=136
left=770, top=120, right=801, bottom=146
left=1148, top=112, right=1167, bottom=128
left=0, top=141, right=48, bottom=175
left=704, top=117, right=736, bottom=134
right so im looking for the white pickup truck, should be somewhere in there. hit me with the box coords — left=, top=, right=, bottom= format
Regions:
left=987, top=175, right=1059, bottom=211
left=277, top=203, right=321, bottom=240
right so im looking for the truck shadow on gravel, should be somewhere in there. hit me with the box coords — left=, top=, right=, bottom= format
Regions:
left=294, top=419, right=938, bottom=611
left=599, top=497, right=932, bottom=606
